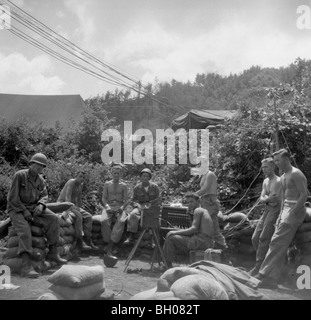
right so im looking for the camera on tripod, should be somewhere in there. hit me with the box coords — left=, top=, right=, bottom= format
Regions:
left=140, top=205, right=161, bottom=228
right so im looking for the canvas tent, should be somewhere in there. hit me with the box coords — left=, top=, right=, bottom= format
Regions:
left=0, top=93, right=87, bottom=131
left=171, top=109, right=237, bottom=131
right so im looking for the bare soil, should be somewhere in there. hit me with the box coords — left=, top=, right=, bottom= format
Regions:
left=1, top=247, right=311, bottom=300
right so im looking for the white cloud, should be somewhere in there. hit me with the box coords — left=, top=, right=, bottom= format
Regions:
left=0, top=52, right=65, bottom=94
left=64, top=0, right=95, bottom=47
left=104, top=18, right=308, bottom=86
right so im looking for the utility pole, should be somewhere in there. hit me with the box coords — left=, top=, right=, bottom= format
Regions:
left=273, top=94, right=280, bottom=152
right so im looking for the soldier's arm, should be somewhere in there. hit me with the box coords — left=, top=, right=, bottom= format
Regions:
left=7, top=173, right=27, bottom=213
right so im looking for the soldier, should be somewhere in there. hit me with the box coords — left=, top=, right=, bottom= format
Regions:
left=101, top=165, right=128, bottom=255
left=124, top=168, right=161, bottom=245
left=249, top=158, right=282, bottom=277
left=163, top=192, right=214, bottom=269
left=57, top=171, right=98, bottom=251
left=256, top=149, right=308, bottom=289
left=7, top=153, right=67, bottom=278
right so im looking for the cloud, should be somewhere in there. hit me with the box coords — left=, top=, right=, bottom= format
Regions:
left=64, top=0, right=95, bottom=48
left=0, top=52, right=65, bottom=94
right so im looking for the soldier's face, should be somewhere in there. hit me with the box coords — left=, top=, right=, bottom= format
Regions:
left=261, top=163, right=274, bottom=177
left=140, top=173, right=150, bottom=183
left=112, top=168, right=121, bottom=179
left=185, top=197, right=199, bottom=211
left=32, top=163, right=45, bottom=174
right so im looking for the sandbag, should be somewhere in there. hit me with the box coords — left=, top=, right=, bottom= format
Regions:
left=47, top=265, right=105, bottom=288
left=170, top=274, right=229, bottom=300
left=223, top=212, right=247, bottom=223
left=130, top=287, right=177, bottom=300
left=37, top=292, right=64, bottom=300
left=295, top=230, right=311, bottom=245
left=304, top=208, right=311, bottom=222
left=300, top=254, right=311, bottom=266
left=238, top=243, right=256, bottom=255
left=67, top=225, right=76, bottom=236
left=92, top=215, right=104, bottom=225
left=49, top=280, right=105, bottom=300
left=46, top=202, right=74, bottom=213
left=92, top=224, right=101, bottom=233
left=31, top=225, right=44, bottom=237
left=60, top=227, right=65, bottom=237
left=4, top=247, right=47, bottom=261
left=32, top=236, right=47, bottom=250
left=63, top=235, right=74, bottom=244
left=2, top=257, right=44, bottom=274
left=298, top=222, right=311, bottom=233
left=58, top=215, right=69, bottom=228
left=296, top=241, right=311, bottom=254
left=57, top=237, right=66, bottom=247
left=157, top=267, right=207, bottom=292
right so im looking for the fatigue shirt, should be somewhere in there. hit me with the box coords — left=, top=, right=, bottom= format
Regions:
left=7, top=169, right=48, bottom=214
left=132, top=182, right=160, bottom=204
left=57, top=179, right=83, bottom=207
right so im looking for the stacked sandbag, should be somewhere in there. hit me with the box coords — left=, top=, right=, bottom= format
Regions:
left=56, top=211, right=77, bottom=260
left=44, top=264, right=105, bottom=300
left=2, top=224, right=48, bottom=274
left=294, top=208, right=311, bottom=265
left=91, top=215, right=105, bottom=247
left=222, top=212, right=255, bottom=255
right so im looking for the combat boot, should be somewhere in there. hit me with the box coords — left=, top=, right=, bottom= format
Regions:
left=76, top=237, right=91, bottom=250
left=20, top=252, right=39, bottom=278
left=46, top=245, right=67, bottom=265
left=84, top=237, right=98, bottom=250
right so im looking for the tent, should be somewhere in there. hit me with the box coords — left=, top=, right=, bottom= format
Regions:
left=171, top=109, right=237, bottom=131
left=0, top=93, right=87, bottom=131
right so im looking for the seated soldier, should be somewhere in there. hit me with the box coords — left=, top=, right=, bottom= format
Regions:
left=123, top=168, right=161, bottom=245
left=101, top=165, right=128, bottom=255
left=163, top=192, right=214, bottom=269
left=7, top=153, right=67, bottom=278
left=57, top=171, right=98, bottom=251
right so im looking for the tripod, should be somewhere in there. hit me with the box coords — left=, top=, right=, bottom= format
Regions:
left=124, top=206, right=168, bottom=272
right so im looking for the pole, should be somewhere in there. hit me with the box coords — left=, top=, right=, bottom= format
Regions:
left=273, top=96, right=279, bottom=151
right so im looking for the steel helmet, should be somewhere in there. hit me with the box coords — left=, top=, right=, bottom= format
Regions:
left=140, top=168, right=152, bottom=179
left=103, top=254, right=118, bottom=268
left=30, top=153, right=47, bottom=167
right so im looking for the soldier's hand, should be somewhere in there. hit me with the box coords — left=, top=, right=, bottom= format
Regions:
left=23, top=210, right=33, bottom=222
left=33, top=204, right=44, bottom=217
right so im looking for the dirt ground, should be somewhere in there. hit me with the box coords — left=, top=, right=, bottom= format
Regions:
left=1, top=247, right=311, bottom=301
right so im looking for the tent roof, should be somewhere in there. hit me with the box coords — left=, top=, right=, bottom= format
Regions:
left=171, top=109, right=237, bottom=130
left=0, top=93, right=87, bottom=130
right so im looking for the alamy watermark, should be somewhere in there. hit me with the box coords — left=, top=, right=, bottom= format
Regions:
left=0, top=5, right=11, bottom=30
left=297, top=5, right=311, bottom=30
left=0, top=265, right=11, bottom=289
left=101, top=121, right=210, bottom=176
left=296, top=265, right=311, bottom=289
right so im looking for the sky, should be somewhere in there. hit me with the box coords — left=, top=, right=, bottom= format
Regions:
left=1, top=0, right=311, bottom=100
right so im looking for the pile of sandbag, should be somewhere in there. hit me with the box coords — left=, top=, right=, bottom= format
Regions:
left=221, top=212, right=256, bottom=256
left=294, top=207, right=311, bottom=265
left=2, top=224, right=49, bottom=274
left=38, top=264, right=105, bottom=300
left=131, top=261, right=266, bottom=300
left=57, top=211, right=77, bottom=260
left=91, top=215, right=105, bottom=247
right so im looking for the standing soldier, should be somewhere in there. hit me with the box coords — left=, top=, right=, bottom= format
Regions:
left=249, top=158, right=282, bottom=277
left=7, top=153, right=67, bottom=278
left=256, top=149, right=308, bottom=289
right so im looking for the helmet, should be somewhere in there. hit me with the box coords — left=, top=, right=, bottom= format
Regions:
left=140, top=168, right=152, bottom=179
left=30, top=153, right=47, bottom=167
left=103, top=254, right=118, bottom=268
